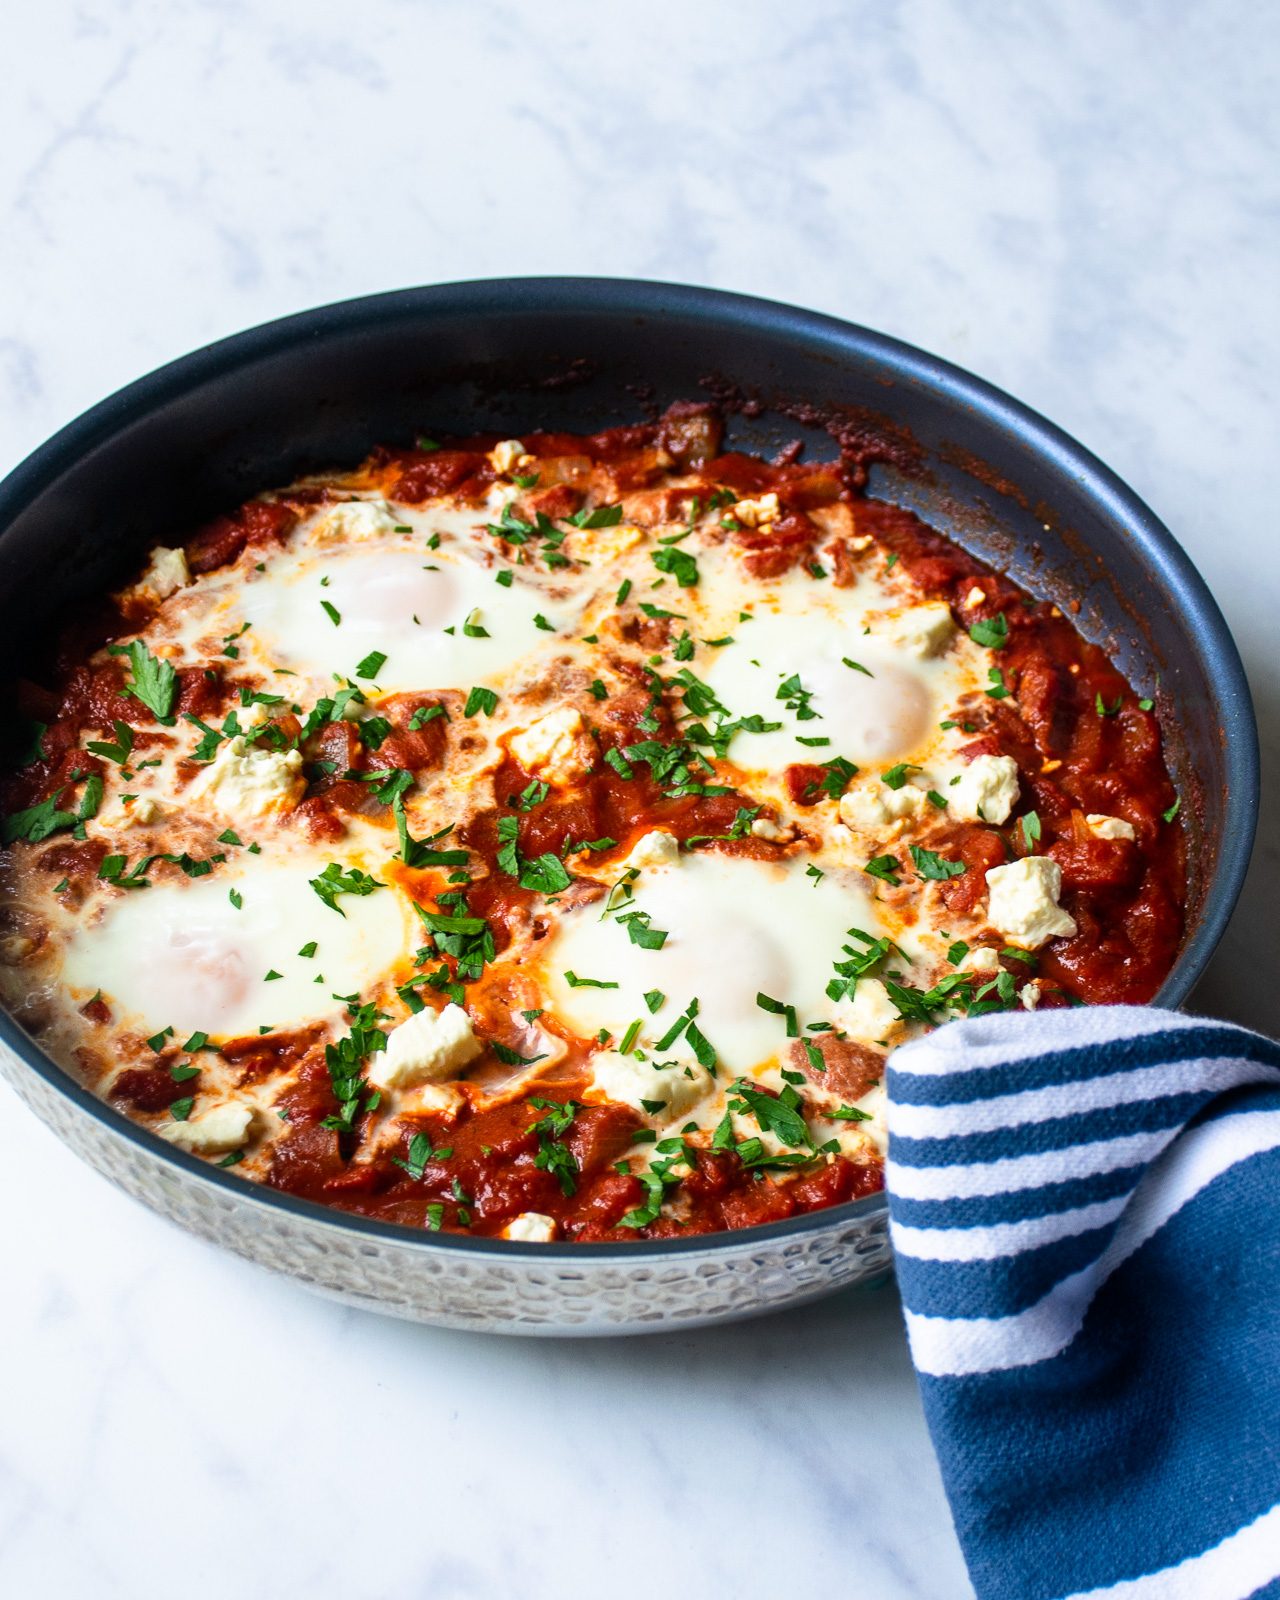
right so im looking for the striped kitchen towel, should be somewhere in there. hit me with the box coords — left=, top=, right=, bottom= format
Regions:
left=886, top=1006, right=1280, bottom=1600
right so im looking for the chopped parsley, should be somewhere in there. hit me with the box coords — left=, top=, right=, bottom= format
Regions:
left=321, top=1000, right=388, bottom=1133
left=309, top=862, right=383, bottom=915
left=968, top=612, right=1009, bottom=649
left=827, top=927, right=898, bottom=1001
left=880, top=762, right=920, bottom=791
left=110, top=639, right=177, bottom=723
left=569, top=503, right=623, bottom=529
left=520, top=852, right=572, bottom=896
left=413, top=896, right=495, bottom=986
left=652, top=546, right=699, bottom=588
left=86, top=719, right=135, bottom=765
left=392, top=1131, right=449, bottom=1180
left=394, top=795, right=468, bottom=870
left=728, top=1078, right=812, bottom=1154
left=986, top=667, right=1012, bottom=699
left=3, top=788, right=78, bottom=845
left=776, top=672, right=821, bottom=722
left=615, top=909, right=668, bottom=950
left=863, top=854, right=903, bottom=886
left=756, top=992, right=799, bottom=1037
left=527, top=1097, right=580, bottom=1195
left=909, top=844, right=966, bottom=881
left=464, top=686, right=499, bottom=718
left=491, top=1041, right=548, bottom=1068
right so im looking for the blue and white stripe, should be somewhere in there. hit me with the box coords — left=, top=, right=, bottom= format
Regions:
left=886, top=1006, right=1280, bottom=1600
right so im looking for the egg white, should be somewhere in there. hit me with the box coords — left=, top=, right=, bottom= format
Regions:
left=233, top=537, right=574, bottom=694
left=675, top=558, right=972, bottom=771
left=539, top=849, right=896, bottom=1072
left=62, top=857, right=411, bottom=1041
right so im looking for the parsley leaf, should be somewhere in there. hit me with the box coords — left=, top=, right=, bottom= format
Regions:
left=729, top=1078, right=811, bottom=1150
left=570, top=503, right=623, bottom=529
left=652, top=546, right=700, bottom=588
left=114, top=639, right=177, bottom=723
left=3, top=788, right=77, bottom=844
left=528, top=1097, right=581, bottom=1195
left=909, top=844, right=966, bottom=881
left=968, top=612, right=1009, bottom=649
left=393, top=795, right=469, bottom=869
left=520, top=852, right=572, bottom=896
left=309, top=862, right=383, bottom=915
left=863, top=854, right=902, bottom=886
left=880, top=761, right=919, bottom=791
left=86, top=720, right=135, bottom=765
left=464, top=686, right=498, bottom=717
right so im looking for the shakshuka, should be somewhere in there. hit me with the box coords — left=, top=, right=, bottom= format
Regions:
left=0, top=407, right=1186, bottom=1241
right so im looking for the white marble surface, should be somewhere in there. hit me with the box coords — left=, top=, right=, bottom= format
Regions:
left=2, top=3, right=1277, bottom=1596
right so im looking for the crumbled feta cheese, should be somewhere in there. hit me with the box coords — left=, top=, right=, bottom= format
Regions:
left=850, top=534, right=874, bottom=552
left=161, top=1100, right=255, bottom=1155
left=129, top=796, right=163, bottom=826
left=400, top=1082, right=465, bottom=1117
left=731, top=492, right=779, bottom=528
left=839, top=781, right=927, bottom=832
left=965, top=586, right=986, bottom=607
left=1020, top=982, right=1042, bottom=1011
left=834, top=978, right=902, bottom=1045
left=189, top=736, right=304, bottom=820
left=508, top=707, right=595, bottom=786
left=488, top=439, right=528, bottom=476
left=749, top=815, right=795, bottom=843
left=624, top=829, right=681, bottom=870
left=502, top=1212, right=557, bottom=1242
left=985, top=856, right=1077, bottom=948
left=136, top=546, right=191, bottom=601
left=366, top=1003, right=483, bottom=1091
left=887, top=602, right=954, bottom=659
left=812, top=1081, right=888, bottom=1159
left=948, top=754, right=1020, bottom=825
left=565, top=521, right=643, bottom=563
left=963, top=945, right=1002, bottom=974
left=590, top=1052, right=712, bottom=1123
left=309, top=499, right=399, bottom=544
left=1086, top=813, right=1136, bottom=842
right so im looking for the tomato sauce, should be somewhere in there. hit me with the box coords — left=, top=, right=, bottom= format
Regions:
left=2, top=405, right=1185, bottom=1241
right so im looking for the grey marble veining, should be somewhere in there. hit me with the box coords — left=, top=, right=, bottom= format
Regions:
left=2, top=3, right=1277, bottom=1596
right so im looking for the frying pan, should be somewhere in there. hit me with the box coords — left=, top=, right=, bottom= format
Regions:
left=0, top=280, right=1257, bottom=1333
